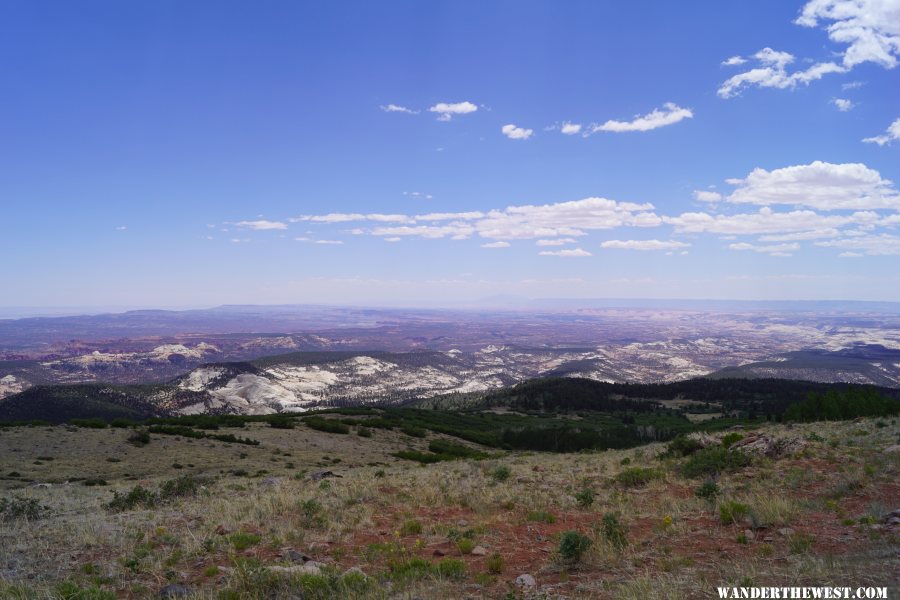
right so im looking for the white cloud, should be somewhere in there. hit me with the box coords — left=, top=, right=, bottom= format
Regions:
left=428, top=101, right=478, bottom=121
left=415, top=211, right=485, bottom=221
left=501, top=124, right=534, bottom=140
left=300, top=197, right=662, bottom=245
left=722, top=55, right=748, bottom=66
left=720, top=1, right=900, bottom=97
left=295, top=237, right=343, bottom=245
left=293, top=213, right=415, bottom=224
left=536, top=238, right=577, bottom=246
left=380, top=104, right=418, bottom=114
left=589, top=103, right=693, bottom=133
left=539, top=248, right=592, bottom=257
left=600, top=239, right=691, bottom=251
left=404, top=191, right=433, bottom=200
left=832, top=98, right=854, bottom=111
left=383, top=237, right=402, bottom=243
left=795, top=0, right=900, bottom=69
left=115, top=226, right=127, bottom=231
left=474, top=197, right=660, bottom=240
left=815, top=233, right=900, bottom=255
left=729, top=242, right=800, bottom=256
left=481, top=241, right=510, bottom=248
left=693, top=190, right=723, bottom=203
left=758, top=228, right=842, bottom=242
left=718, top=48, right=845, bottom=98
left=841, top=80, right=865, bottom=90
left=371, top=224, right=476, bottom=240
left=234, top=220, right=288, bottom=230
left=560, top=122, right=582, bottom=135
left=665, top=206, right=879, bottom=235
left=862, top=117, right=900, bottom=146
left=724, top=161, right=900, bottom=210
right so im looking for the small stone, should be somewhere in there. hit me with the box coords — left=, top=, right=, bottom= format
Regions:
left=515, top=574, right=536, bottom=587
left=270, top=563, right=321, bottom=575
left=260, top=476, right=281, bottom=487
left=457, top=519, right=469, bottom=527
left=777, top=528, right=795, bottom=536
left=884, top=445, right=900, bottom=454
left=286, top=549, right=311, bottom=563
left=214, top=525, right=229, bottom=536
left=158, top=584, right=191, bottom=598
left=311, top=470, right=341, bottom=481
left=471, top=545, right=487, bottom=556
left=344, top=566, right=367, bottom=578
left=743, top=529, right=755, bottom=541
left=433, top=548, right=446, bottom=556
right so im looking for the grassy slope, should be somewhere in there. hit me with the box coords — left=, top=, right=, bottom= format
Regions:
left=0, top=417, right=897, bottom=599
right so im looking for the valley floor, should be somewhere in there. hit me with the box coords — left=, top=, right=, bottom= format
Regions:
left=0, top=419, right=897, bottom=599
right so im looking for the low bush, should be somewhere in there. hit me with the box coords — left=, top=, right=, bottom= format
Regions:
left=490, top=465, right=511, bottom=482
left=558, top=530, right=592, bottom=563
left=681, top=447, right=751, bottom=478
left=126, top=429, right=150, bottom=447
left=485, top=552, right=504, bottom=574
left=575, top=488, right=596, bottom=508
left=70, top=418, right=108, bottom=429
left=601, top=513, right=627, bottom=550
left=0, top=496, right=48, bottom=522
left=615, top=467, right=661, bottom=487
left=304, top=417, right=350, bottom=434
left=721, top=432, right=744, bottom=448
left=719, top=500, right=751, bottom=525
left=695, top=479, right=720, bottom=500
left=526, top=510, right=556, bottom=524
left=665, top=435, right=704, bottom=457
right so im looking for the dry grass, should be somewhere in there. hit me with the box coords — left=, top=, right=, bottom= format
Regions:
left=0, top=418, right=897, bottom=598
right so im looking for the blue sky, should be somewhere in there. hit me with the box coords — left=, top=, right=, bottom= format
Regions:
left=2, top=0, right=899, bottom=308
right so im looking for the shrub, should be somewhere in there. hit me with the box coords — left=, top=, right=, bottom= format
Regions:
left=665, top=435, right=704, bottom=457
left=575, top=488, right=595, bottom=508
left=601, top=513, right=627, bottom=550
left=299, top=499, right=325, bottom=528
left=456, top=537, right=475, bottom=554
left=615, top=467, right=661, bottom=487
left=0, top=496, right=48, bottom=522
left=526, top=510, right=556, bottom=524
left=435, top=558, right=466, bottom=580
left=267, top=417, right=295, bottom=429
left=106, top=475, right=207, bottom=511
left=490, top=465, right=511, bottom=482
left=558, top=530, right=592, bottom=563
left=400, top=425, right=427, bottom=438
left=721, top=433, right=744, bottom=448
left=681, top=447, right=751, bottom=478
left=695, top=479, right=720, bottom=500
left=229, top=532, right=261, bottom=551
left=357, top=427, right=373, bottom=438
left=71, top=418, right=107, bottom=429
left=83, top=478, right=108, bottom=487
left=719, top=500, right=751, bottom=525
left=126, top=429, right=150, bottom=447
left=158, top=475, right=205, bottom=501
left=399, top=519, right=423, bottom=536
left=106, top=485, right=156, bottom=511
left=485, top=552, right=504, bottom=574
left=110, top=418, right=137, bottom=428
left=304, top=417, right=350, bottom=434
left=789, top=533, right=814, bottom=554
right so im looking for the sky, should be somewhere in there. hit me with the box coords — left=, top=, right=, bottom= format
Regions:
left=1, top=0, right=899, bottom=308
